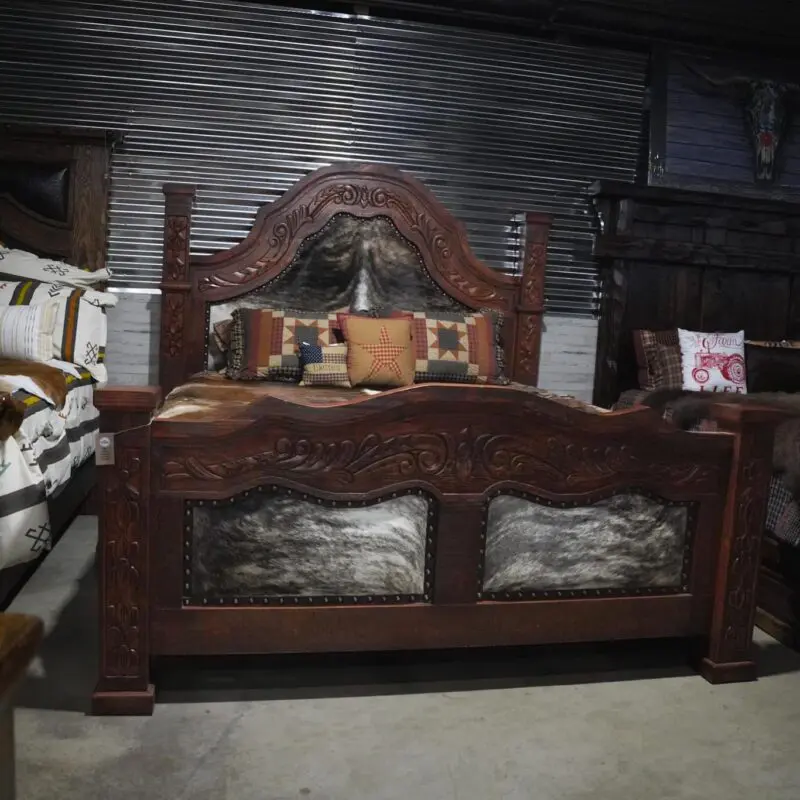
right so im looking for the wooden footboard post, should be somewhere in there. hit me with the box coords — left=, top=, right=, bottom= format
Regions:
left=91, top=386, right=161, bottom=715
left=699, top=405, right=777, bottom=683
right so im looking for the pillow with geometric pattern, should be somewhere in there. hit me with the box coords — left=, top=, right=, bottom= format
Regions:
left=227, top=307, right=343, bottom=382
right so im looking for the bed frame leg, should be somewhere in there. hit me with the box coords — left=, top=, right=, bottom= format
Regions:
left=698, top=405, right=777, bottom=684
left=91, top=387, right=161, bottom=716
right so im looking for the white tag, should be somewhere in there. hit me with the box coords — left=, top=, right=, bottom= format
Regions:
left=95, top=432, right=115, bottom=466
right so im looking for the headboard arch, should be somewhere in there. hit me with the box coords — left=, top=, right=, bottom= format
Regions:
left=160, top=163, right=552, bottom=396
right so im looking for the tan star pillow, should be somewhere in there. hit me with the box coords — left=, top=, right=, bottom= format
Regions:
left=339, top=315, right=415, bottom=387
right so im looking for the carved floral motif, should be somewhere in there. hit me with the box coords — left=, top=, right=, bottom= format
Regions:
left=103, top=447, right=144, bottom=678
left=162, top=293, right=185, bottom=357
left=515, top=313, right=542, bottom=383
left=520, top=242, right=546, bottom=310
left=164, top=216, right=190, bottom=282
left=197, top=181, right=498, bottom=303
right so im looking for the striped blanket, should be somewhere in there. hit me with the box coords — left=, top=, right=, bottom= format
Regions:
left=0, top=367, right=97, bottom=569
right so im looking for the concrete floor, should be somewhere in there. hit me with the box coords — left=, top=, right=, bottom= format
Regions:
left=8, top=516, right=800, bottom=800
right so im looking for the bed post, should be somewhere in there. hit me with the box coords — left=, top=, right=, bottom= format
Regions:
left=512, top=211, right=550, bottom=385
left=91, top=386, right=161, bottom=715
left=160, top=184, right=196, bottom=398
left=699, top=405, right=778, bottom=683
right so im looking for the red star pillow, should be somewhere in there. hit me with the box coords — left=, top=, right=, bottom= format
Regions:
left=339, top=315, right=415, bottom=388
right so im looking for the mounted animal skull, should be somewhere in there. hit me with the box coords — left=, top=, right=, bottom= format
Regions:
left=686, top=62, right=800, bottom=183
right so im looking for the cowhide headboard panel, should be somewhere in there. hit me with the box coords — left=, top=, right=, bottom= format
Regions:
left=159, top=163, right=553, bottom=395
left=0, top=125, right=115, bottom=269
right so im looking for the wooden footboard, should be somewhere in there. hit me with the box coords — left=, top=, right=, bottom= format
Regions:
left=92, top=384, right=776, bottom=714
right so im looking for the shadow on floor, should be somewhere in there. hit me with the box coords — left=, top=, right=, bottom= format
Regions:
left=16, top=556, right=800, bottom=714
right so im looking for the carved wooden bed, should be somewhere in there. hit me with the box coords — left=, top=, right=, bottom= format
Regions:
left=590, top=179, right=800, bottom=652
left=0, top=124, right=112, bottom=608
left=93, top=163, right=773, bottom=715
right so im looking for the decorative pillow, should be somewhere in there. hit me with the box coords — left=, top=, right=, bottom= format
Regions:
left=0, top=301, right=58, bottom=362
left=652, top=341, right=683, bottom=389
left=53, top=293, right=108, bottom=384
left=0, top=280, right=112, bottom=382
left=358, top=309, right=504, bottom=384
left=299, top=342, right=352, bottom=388
left=338, top=315, right=414, bottom=388
left=632, top=329, right=681, bottom=390
left=745, top=340, right=800, bottom=393
left=678, top=329, right=747, bottom=393
left=227, top=308, right=341, bottom=381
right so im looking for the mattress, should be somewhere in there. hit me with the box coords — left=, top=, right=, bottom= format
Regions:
left=0, top=366, right=97, bottom=569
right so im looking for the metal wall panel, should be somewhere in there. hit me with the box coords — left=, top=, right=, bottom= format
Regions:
left=0, top=0, right=645, bottom=315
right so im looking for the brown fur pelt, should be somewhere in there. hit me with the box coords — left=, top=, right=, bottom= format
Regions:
left=641, top=389, right=800, bottom=497
left=0, top=392, right=25, bottom=441
left=0, top=359, right=68, bottom=409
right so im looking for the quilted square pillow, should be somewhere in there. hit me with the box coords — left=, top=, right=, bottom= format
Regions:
left=338, top=315, right=414, bottom=388
left=299, top=342, right=352, bottom=388
left=227, top=308, right=341, bottom=381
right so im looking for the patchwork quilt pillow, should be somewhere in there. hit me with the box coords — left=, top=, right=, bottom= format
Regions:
left=227, top=308, right=341, bottom=381
left=678, top=329, right=747, bottom=393
left=299, top=342, right=352, bottom=388
left=357, top=309, right=504, bottom=384
left=338, top=315, right=414, bottom=388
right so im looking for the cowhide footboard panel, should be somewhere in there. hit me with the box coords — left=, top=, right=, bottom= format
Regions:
left=481, top=492, right=693, bottom=598
left=186, top=488, right=433, bottom=604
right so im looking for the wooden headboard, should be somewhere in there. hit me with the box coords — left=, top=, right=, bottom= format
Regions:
left=590, top=180, right=800, bottom=407
left=158, top=163, right=552, bottom=396
left=0, top=124, right=116, bottom=269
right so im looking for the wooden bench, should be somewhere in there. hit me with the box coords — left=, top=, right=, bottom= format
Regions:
left=0, top=614, right=43, bottom=800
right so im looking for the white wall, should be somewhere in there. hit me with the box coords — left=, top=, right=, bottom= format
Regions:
left=106, top=296, right=599, bottom=402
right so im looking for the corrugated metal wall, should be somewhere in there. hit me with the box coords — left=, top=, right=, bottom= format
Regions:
left=0, top=0, right=645, bottom=316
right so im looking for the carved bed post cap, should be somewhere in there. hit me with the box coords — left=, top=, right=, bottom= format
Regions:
left=162, top=183, right=197, bottom=196
left=163, top=184, right=196, bottom=217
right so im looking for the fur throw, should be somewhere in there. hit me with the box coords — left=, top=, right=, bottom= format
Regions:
left=641, top=389, right=800, bottom=498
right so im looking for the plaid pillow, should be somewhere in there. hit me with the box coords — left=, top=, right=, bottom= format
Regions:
left=227, top=308, right=341, bottom=381
left=299, top=342, right=352, bottom=388
left=632, top=329, right=681, bottom=390
left=653, top=341, right=683, bottom=388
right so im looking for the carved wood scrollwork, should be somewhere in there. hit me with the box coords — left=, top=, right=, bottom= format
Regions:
left=102, top=447, right=145, bottom=679
left=162, top=425, right=716, bottom=492
left=197, top=181, right=498, bottom=303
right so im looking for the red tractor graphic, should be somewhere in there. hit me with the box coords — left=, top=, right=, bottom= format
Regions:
left=691, top=351, right=746, bottom=387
